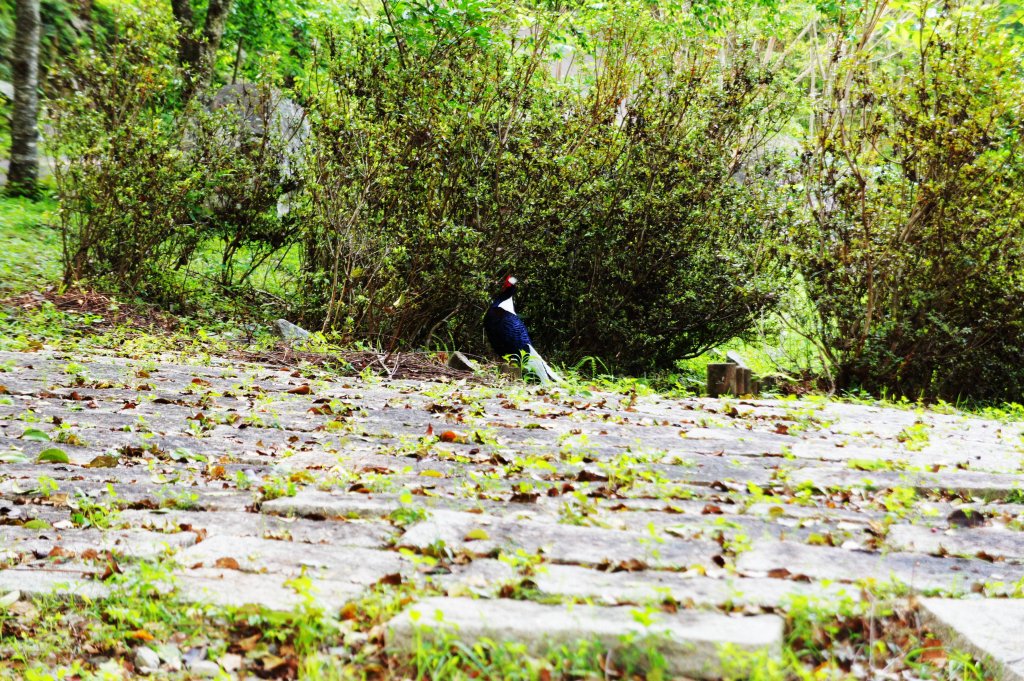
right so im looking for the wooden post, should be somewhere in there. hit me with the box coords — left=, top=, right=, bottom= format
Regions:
left=737, top=368, right=752, bottom=395
left=707, top=363, right=736, bottom=397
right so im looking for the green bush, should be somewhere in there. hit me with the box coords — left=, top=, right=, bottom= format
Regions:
left=792, top=0, right=1024, bottom=401
left=49, top=7, right=299, bottom=300
left=50, top=8, right=202, bottom=291
left=300, top=0, right=792, bottom=368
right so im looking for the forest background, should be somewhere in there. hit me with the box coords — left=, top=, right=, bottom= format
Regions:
left=4, top=0, right=1024, bottom=403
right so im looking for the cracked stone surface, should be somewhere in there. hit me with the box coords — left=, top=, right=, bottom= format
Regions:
left=3, top=350, right=1024, bottom=670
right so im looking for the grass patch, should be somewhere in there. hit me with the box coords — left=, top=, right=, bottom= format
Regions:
left=0, top=196, right=62, bottom=295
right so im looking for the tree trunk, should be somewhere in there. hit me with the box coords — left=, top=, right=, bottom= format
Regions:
left=7, top=0, right=41, bottom=199
left=172, top=0, right=234, bottom=101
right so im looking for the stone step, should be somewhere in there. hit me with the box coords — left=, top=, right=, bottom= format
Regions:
left=919, top=598, right=1024, bottom=681
left=386, top=596, right=783, bottom=679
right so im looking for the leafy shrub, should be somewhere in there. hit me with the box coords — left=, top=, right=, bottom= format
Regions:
left=792, top=0, right=1024, bottom=401
left=300, top=0, right=792, bottom=368
left=50, top=9, right=201, bottom=291
left=49, top=8, right=300, bottom=300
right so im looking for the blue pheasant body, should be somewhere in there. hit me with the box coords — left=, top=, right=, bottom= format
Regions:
left=484, top=276, right=562, bottom=383
left=484, top=306, right=533, bottom=358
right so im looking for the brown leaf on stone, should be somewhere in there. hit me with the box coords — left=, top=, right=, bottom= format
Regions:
left=86, top=455, right=119, bottom=468
left=121, top=401, right=137, bottom=410
left=377, top=572, right=403, bottom=587
left=767, top=568, right=791, bottom=579
left=191, top=378, right=212, bottom=387
left=576, top=469, right=608, bottom=483
left=81, top=548, right=100, bottom=561
left=975, top=550, right=998, bottom=562
left=288, top=384, right=312, bottom=395
left=359, top=465, right=394, bottom=475
left=774, top=423, right=790, bottom=435
left=510, top=491, right=539, bottom=504
left=948, top=508, right=986, bottom=528
left=613, top=559, right=648, bottom=572
left=0, top=385, right=8, bottom=395
left=182, top=524, right=208, bottom=542
left=439, top=430, right=468, bottom=444
left=47, top=546, right=74, bottom=560
left=701, top=504, right=724, bottom=515
left=214, top=557, right=241, bottom=570
left=918, top=639, right=947, bottom=665
left=100, top=554, right=123, bottom=580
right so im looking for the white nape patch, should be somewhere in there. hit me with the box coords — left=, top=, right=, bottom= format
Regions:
left=497, top=297, right=516, bottom=315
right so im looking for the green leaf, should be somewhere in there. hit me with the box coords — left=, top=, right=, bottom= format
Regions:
left=23, top=519, right=51, bottom=530
left=37, top=448, right=70, bottom=464
left=0, top=451, right=30, bottom=464
left=21, top=428, right=50, bottom=442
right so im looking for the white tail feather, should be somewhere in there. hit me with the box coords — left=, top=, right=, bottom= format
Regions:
left=526, top=345, right=563, bottom=384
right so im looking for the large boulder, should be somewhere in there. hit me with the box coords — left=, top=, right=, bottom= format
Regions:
left=208, top=83, right=310, bottom=189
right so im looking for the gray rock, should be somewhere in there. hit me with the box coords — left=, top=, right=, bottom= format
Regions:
left=134, top=646, right=161, bottom=673
left=187, top=659, right=222, bottom=678
left=272, top=319, right=312, bottom=341
left=386, top=597, right=783, bottom=679
left=919, top=598, right=1024, bottom=681
left=446, top=351, right=478, bottom=372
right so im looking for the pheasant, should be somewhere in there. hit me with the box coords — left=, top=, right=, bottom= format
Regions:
left=484, top=276, right=562, bottom=384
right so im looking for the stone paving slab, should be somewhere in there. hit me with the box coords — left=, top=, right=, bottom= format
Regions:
left=176, top=535, right=408, bottom=586
left=0, top=565, right=111, bottom=601
left=398, top=509, right=721, bottom=569
left=1, top=526, right=197, bottom=561
left=737, top=539, right=1024, bottom=595
left=4, top=350, right=1024, bottom=671
left=919, top=599, right=1024, bottom=681
left=788, top=466, right=1024, bottom=500
left=386, top=596, right=784, bottom=679
left=529, top=563, right=861, bottom=609
left=887, top=523, right=1024, bottom=563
